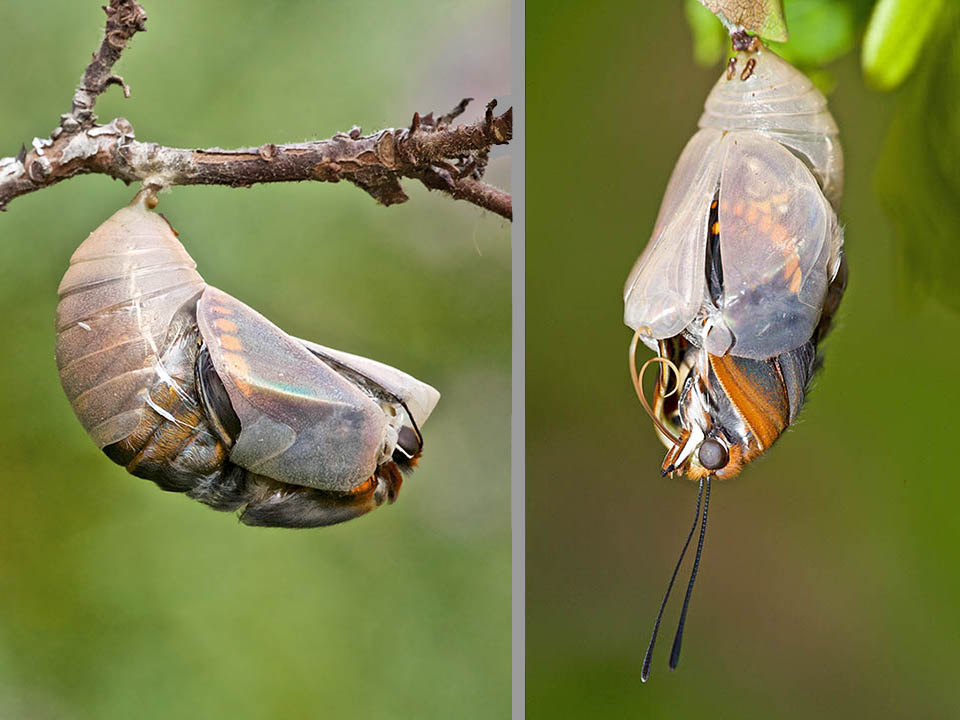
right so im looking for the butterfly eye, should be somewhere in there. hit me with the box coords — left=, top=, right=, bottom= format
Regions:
left=395, top=425, right=421, bottom=458
left=698, top=438, right=729, bottom=470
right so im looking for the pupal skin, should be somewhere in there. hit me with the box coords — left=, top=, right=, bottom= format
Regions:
left=56, top=191, right=440, bottom=528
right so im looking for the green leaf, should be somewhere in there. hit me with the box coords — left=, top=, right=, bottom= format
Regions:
left=768, top=0, right=856, bottom=67
left=862, top=0, right=945, bottom=90
left=875, top=5, right=960, bottom=311
left=685, top=0, right=728, bottom=66
left=697, top=0, right=789, bottom=42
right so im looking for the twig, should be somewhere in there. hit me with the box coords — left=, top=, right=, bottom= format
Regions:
left=69, top=0, right=147, bottom=130
left=0, top=0, right=512, bottom=220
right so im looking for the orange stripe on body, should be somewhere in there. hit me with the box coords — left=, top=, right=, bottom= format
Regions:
left=709, top=354, right=788, bottom=452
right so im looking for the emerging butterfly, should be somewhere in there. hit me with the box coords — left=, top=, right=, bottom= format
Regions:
left=622, top=39, right=847, bottom=680
left=56, top=192, right=440, bottom=528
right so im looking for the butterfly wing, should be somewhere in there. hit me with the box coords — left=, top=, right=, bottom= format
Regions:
left=197, top=286, right=387, bottom=491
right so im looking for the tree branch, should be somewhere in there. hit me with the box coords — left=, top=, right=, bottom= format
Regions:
left=0, top=0, right=512, bottom=220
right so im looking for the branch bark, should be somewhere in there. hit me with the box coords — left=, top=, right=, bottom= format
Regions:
left=0, top=0, right=512, bottom=220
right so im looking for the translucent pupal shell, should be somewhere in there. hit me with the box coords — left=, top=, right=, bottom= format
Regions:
left=699, top=46, right=844, bottom=211
left=623, top=128, right=724, bottom=342
left=710, top=131, right=840, bottom=359
left=624, top=48, right=844, bottom=360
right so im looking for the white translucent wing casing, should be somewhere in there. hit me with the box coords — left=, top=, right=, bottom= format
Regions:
left=624, top=47, right=845, bottom=360
left=708, top=132, right=840, bottom=360
left=623, top=128, right=724, bottom=341
left=699, top=46, right=844, bottom=211
left=296, top=339, right=440, bottom=429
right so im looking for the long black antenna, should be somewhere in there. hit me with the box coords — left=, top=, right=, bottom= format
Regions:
left=669, top=475, right=711, bottom=670
left=641, top=477, right=705, bottom=683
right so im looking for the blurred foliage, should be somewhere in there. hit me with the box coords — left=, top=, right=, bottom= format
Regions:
left=0, top=2, right=510, bottom=719
left=684, top=0, right=940, bottom=77
left=528, top=1, right=960, bottom=719
left=685, top=1, right=729, bottom=66
left=767, top=0, right=862, bottom=67
left=876, top=4, right=960, bottom=311
left=862, top=0, right=945, bottom=90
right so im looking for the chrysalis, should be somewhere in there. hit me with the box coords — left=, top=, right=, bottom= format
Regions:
left=56, top=191, right=440, bottom=528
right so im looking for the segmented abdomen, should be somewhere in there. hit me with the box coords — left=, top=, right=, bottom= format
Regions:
left=55, top=204, right=206, bottom=449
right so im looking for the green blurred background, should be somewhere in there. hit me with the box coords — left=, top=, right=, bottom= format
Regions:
left=528, top=1, right=960, bottom=718
left=0, top=2, right=510, bottom=718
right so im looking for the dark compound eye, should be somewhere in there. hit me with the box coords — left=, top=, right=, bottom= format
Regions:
left=396, top=425, right=421, bottom=458
left=698, top=438, right=729, bottom=470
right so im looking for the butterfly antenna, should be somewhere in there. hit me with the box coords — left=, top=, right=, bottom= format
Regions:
left=669, top=475, right=711, bottom=671
left=641, top=477, right=704, bottom=683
